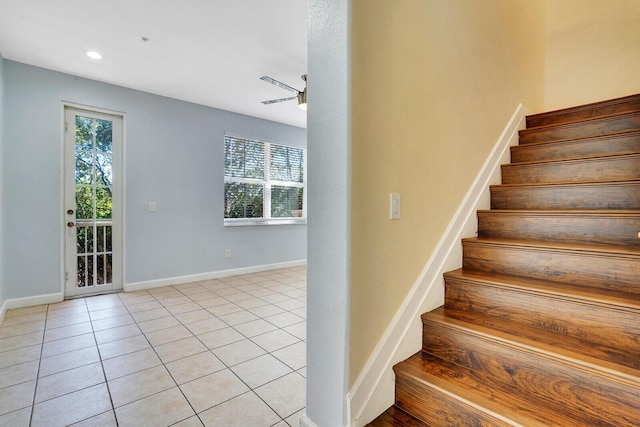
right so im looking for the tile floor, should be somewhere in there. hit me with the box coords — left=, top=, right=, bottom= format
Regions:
left=0, top=266, right=307, bottom=427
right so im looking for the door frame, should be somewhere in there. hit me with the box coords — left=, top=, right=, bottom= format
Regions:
left=62, top=103, right=126, bottom=298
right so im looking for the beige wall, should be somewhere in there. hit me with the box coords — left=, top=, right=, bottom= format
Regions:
left=350, top=0, right=546, bottom=385
left=545, top=0, right=640, bottom=111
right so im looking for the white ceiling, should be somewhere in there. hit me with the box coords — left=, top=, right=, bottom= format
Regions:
left=0, top=0, right=308, bottom=129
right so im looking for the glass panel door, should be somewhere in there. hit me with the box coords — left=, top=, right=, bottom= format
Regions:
left=65, top=108, right=122, bottom=297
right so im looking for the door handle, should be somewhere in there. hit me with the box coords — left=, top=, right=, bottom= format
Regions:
left=67, top=222, right=75, bottom=228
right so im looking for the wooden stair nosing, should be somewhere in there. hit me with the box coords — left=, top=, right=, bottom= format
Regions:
left=510, top=129, right=640, bottom=163
left=526, top=93, right=640, bottom=128
left=501, top=152, right=640, bottom=184
left=394, top=370, right=518, bottom=427
left=421, top=310, right=640, bottom=426
left=506, top=150, right=640, bottom=167
left=461, top=236, right=640, bottom=257
left=395, top=352, right=619, bottom=427
left=477, top=208, right=640, bottom=218
left=492, top=178, right=640, bottom=188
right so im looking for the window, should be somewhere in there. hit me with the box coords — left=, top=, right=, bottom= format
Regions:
left=224, top=135, right=306, bottom=225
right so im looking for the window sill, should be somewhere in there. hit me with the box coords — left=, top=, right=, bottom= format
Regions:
left=224, top=218, right=307, bottom=227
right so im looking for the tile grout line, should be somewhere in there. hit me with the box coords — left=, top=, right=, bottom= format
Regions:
left=1, top=268, right=306, bottom=426
left=27, top=303, right=50, bottom=427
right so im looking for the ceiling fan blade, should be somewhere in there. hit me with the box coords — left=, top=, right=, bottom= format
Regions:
left=260, top=76, right=299, bottom=94
left=262, top=96, right=297, bottom=105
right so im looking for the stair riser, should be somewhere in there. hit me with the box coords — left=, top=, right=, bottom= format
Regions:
left=444, top=277, right=640, bottom=366
left=510, top=132, right=640, bottom=163
left=526, top=95, right=640, bottom=128
left=462, top=241, right=640, bottom=292
left=477, top=212, right=640, bottom=246
left=519, top=112, right=640, bottom=144
left=501, top=155, right=640, bottom=184
left=490, top=182, right=640, bottom=210
left=395, top=375, right=512, bottom=427
left=421, top=321, right=640, bottom=426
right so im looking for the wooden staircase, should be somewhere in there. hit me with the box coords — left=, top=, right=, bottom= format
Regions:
left=368, top=94, right=640, bottom=426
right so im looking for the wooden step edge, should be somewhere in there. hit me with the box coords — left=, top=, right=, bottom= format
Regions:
left=477, top=209, right=640, bottom=218
left=462, top=236, right=640, bottom=257
left=513, top=128, right=640, bottom=148
left=443, top=268, right=640, bottom=311
left=520, top=110, right=640, bottom=134
left=490, top=178, right=640, bottom=189
left=422, top=308, right=640, bottom=386
left=504, top=150, right=640, bottom=167
left=526, top=94, right=640, bottom=126
left=396, top=352, right=612, bottom=427
left=396, top=353, right=543, bottom=427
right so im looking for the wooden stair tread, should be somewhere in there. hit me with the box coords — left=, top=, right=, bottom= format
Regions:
left=422, top=307, right=640, bottom=385
left=366, top=406, right=432, bottom=427
left=444, top=268, right=640, bottom=309
left=462, top=236, right=640, bottom=257
left=395, top=352, right=615, bottom=427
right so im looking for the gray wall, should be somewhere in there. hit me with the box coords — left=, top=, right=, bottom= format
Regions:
left=3, top=60, right=306, bottom=300
left=305, top=0, right=351, bottom=426
left=0, top=54, right=4, bottom=307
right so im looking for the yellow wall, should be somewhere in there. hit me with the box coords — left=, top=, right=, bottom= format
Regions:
left=545, top=0, right=640, bottom=110
left=350, top=0, right=546, bottom=385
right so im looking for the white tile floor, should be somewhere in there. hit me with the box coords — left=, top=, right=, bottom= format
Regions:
left=0, top=266, right=307, bottom=427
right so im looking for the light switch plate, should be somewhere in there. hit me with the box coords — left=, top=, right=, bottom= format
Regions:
left=390, top=193, right=401, bottom=219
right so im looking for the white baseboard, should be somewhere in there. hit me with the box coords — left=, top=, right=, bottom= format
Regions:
left=0, top=293, right=64, bottom=323
left=0, top=300, right=6, bottom=326
left=124, top=259, right=307, bottom=292
left=347, top=104, right=529, bottom=426
left=300, top=414, right=319, bottom=427
left=0, top=260, right=306, bottom=324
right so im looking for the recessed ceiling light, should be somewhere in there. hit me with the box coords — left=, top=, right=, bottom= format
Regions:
left=86, top=51, right=102, bottom=60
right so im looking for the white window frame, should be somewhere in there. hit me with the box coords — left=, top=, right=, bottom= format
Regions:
left=224, top=134, right=307, bottom=226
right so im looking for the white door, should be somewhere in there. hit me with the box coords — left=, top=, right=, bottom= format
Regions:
left=64, top=107, right=123, bottom=297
